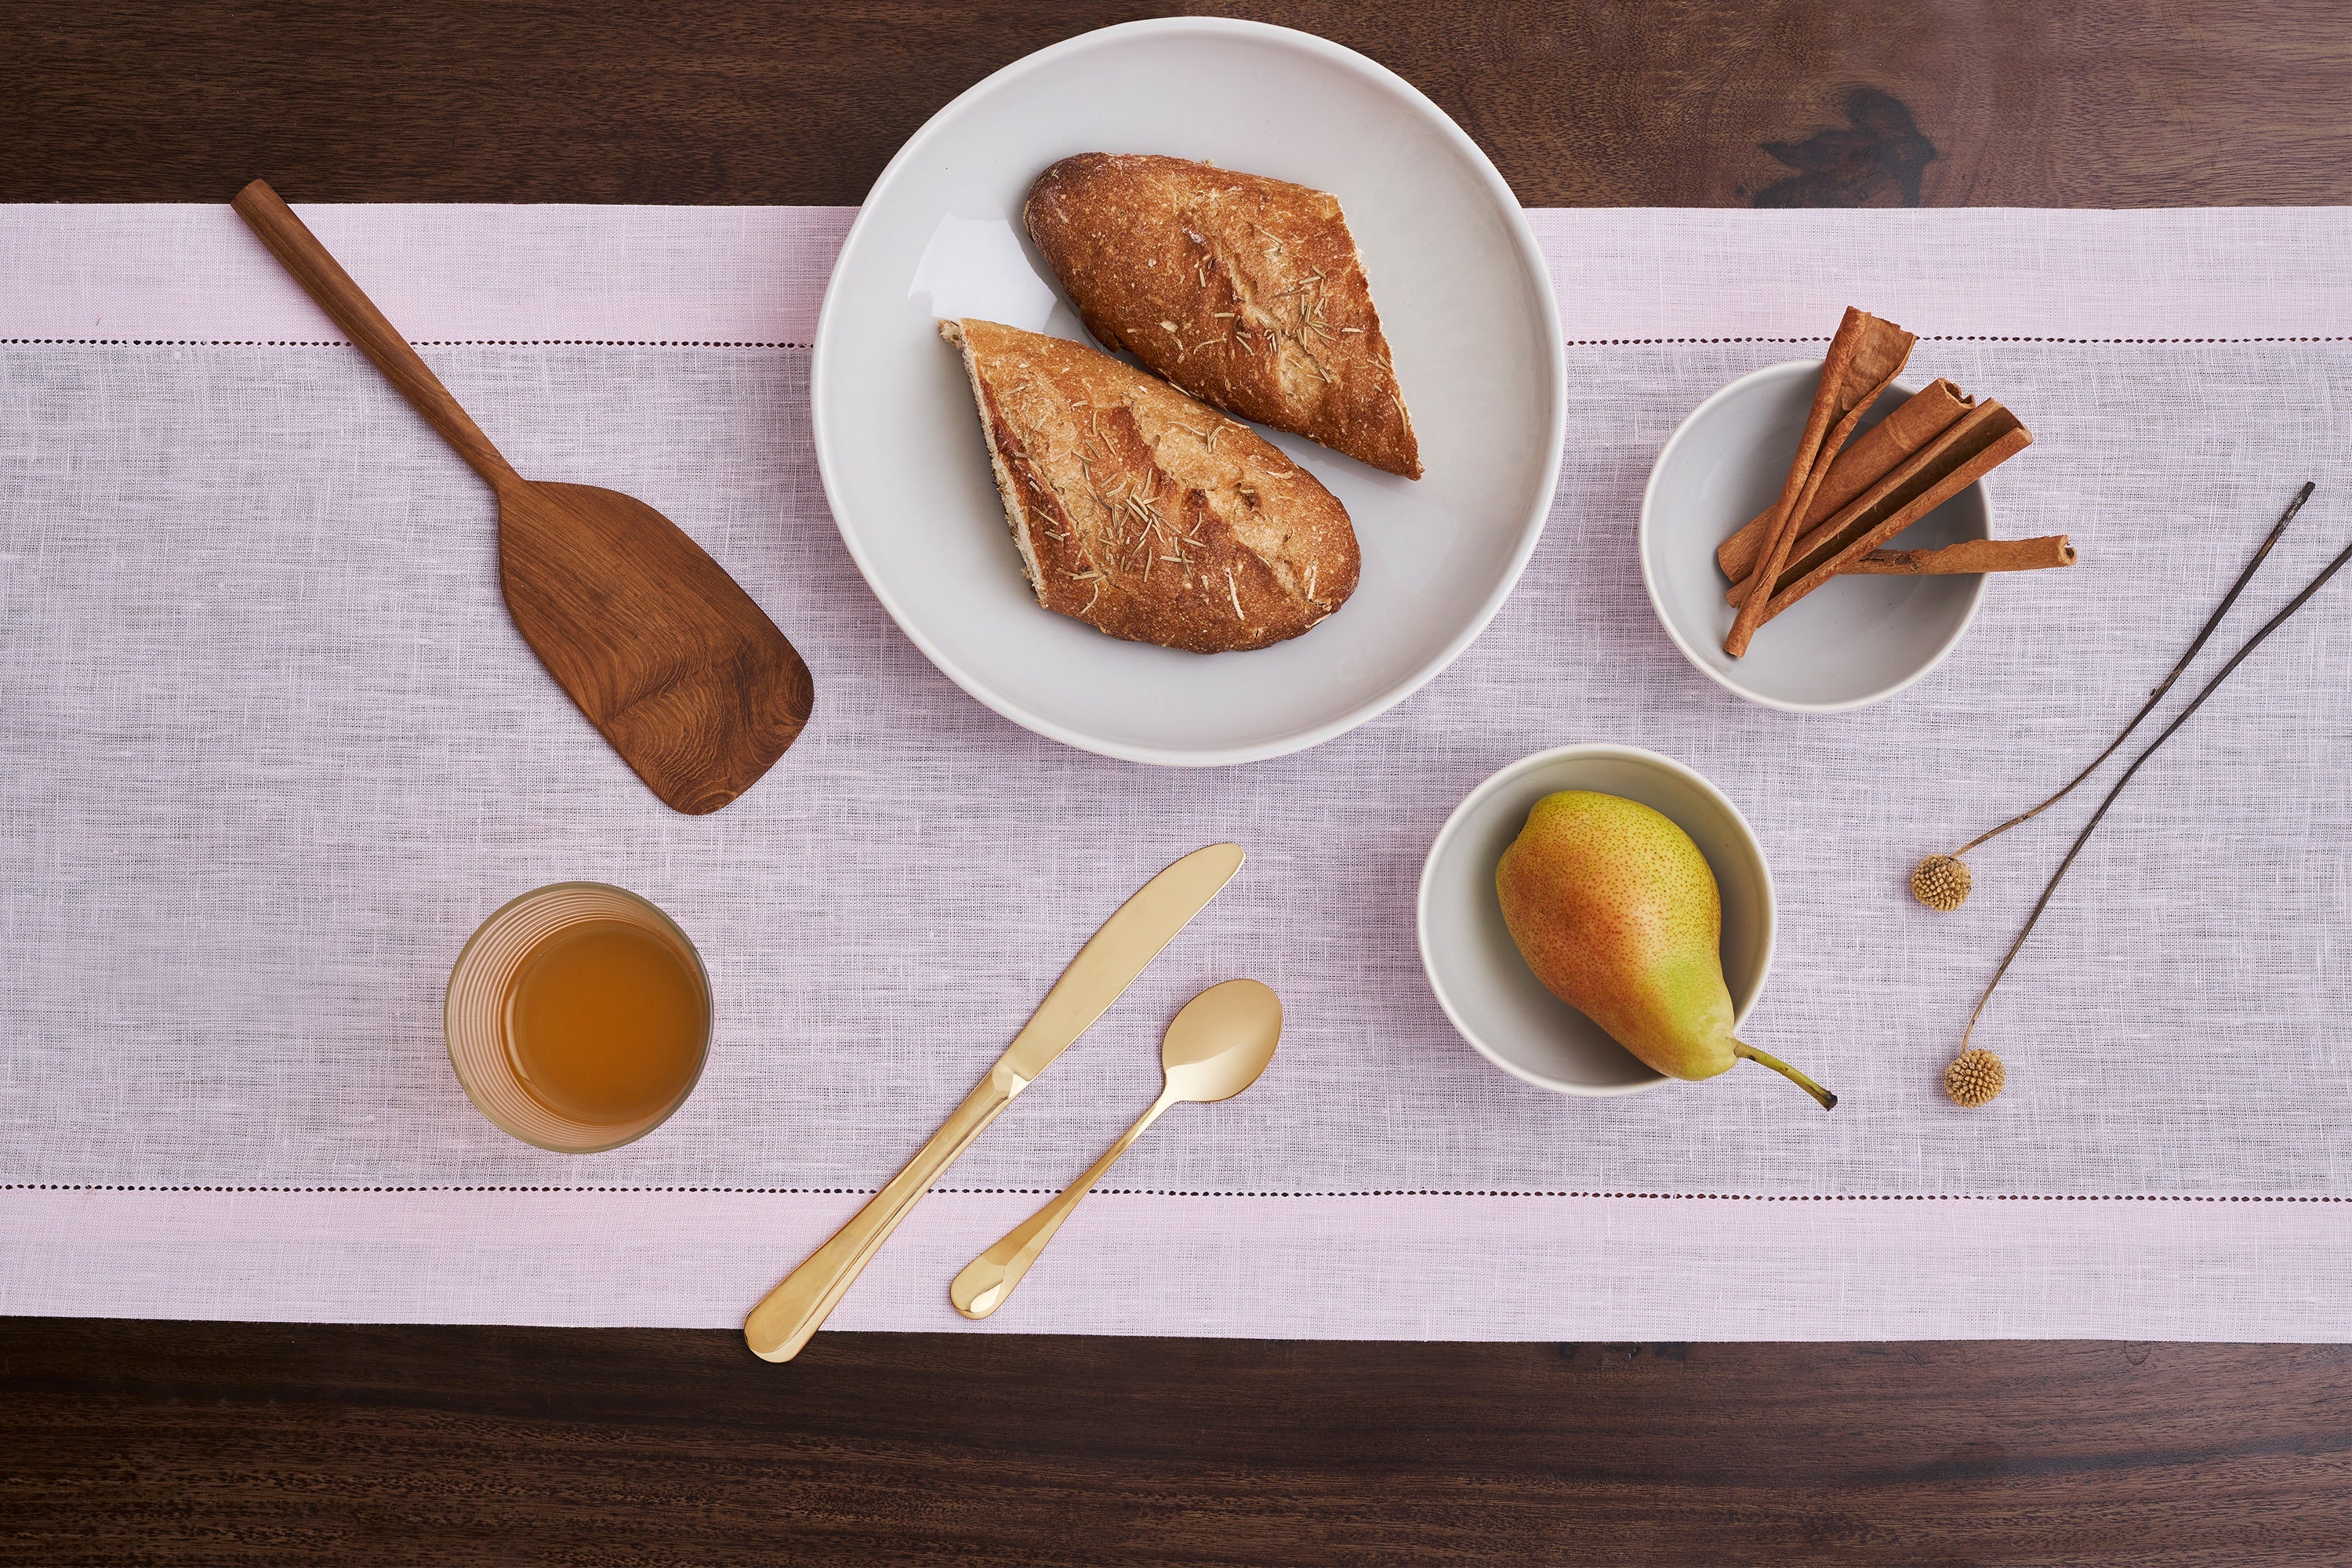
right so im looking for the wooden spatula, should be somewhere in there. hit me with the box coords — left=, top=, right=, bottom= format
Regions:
left=232, top=180, right=814, bottom=815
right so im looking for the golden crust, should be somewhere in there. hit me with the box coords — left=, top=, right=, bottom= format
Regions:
left=1024, top=153, right=1422, bottom=480
left=942, top=318, right=1360, bottom=655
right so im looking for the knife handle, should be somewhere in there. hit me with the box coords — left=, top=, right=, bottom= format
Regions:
left=744, top=1059, right=1026, bottom=1363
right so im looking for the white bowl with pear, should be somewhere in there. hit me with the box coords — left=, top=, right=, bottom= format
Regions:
left=1417, top=743, right=1831, bottom=1107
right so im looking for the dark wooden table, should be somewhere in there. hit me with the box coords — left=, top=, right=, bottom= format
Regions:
left=8, top=4, right=2352, bottom=1563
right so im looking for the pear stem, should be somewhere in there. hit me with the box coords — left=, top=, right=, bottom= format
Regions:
left=1733, top=1042, right=1838, bottom=1112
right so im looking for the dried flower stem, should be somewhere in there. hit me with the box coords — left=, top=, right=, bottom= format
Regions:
left=1960, top=510, right=2352, bottom=1053
left=1947, top=483, right=2310, bottom=861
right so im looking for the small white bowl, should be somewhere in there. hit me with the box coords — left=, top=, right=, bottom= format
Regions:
left=1639, top=361, right=1993, bottom=712
left=1416, top=744, right=1774, bottom=1097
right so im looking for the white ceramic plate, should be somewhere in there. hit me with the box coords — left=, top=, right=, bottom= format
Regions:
left=811, top=19, right=1566, bottom=765
left=1639, top=362, right=1993, bottom=712
left=1417, top=744, right=1774, bottom=1097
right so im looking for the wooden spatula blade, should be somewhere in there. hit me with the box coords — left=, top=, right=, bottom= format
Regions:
left=496, top=481, right=814, bottom=815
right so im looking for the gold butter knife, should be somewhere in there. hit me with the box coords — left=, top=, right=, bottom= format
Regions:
left=742, top=841, right=1245, bottom=1363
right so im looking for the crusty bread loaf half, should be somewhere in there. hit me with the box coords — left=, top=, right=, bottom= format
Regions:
left=1024, top=153, right=1421, bottom=480
left=942, top=318, right=1359, bottom=655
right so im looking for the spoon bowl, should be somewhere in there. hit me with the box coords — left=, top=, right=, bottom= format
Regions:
left=1159, top=978, right=1283, bottom=1104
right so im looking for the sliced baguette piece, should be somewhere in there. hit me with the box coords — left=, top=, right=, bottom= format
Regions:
left=942, top=318, right=1359, bottom=655
left=1024, top=153, right=1421, bottom=479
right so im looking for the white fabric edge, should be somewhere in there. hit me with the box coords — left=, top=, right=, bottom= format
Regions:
left=5, top=205, right=2349, bottom=344
left=7, top=1188, right=2346, bottom=1340
left=0, top=205, right=858, bottom=346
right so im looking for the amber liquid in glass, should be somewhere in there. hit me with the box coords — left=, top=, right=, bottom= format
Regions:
left=503, top=920, right=708, bottom=1124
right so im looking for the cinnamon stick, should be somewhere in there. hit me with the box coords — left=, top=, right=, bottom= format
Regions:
left=1722, top=307, right=1916, bottom=658
left=1726, top=400, right=2033, bottom=608
left=1849, top=536, right=2075, bottom=575
left=1717, top=379, right=1975, bottom=584
left=1757, top=411, right=2034, bottom=628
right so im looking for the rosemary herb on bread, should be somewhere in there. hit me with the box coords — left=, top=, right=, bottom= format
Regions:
left=942, top=318, right=1360, bottom=654
left=1024, top=153, right=1421, bottom=479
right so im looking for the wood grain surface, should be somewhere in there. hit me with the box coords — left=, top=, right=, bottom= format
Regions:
left=6, top=1321, right=2352, bottom=1566
left=5, top=0, right=2351, bottom=208
left=9, top=2, right=2352, bottom=1562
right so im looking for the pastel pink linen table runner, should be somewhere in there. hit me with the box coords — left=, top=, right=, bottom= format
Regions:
left=5, top=205, right=2350, bottom=1338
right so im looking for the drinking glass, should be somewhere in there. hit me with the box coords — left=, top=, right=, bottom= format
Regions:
left=444, top=881, right=712, bottom=1152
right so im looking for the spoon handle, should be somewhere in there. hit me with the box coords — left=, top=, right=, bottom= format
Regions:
left=231, top=180, right=519, bottom=489
left=949, top=1094, right=1174, bottom=1320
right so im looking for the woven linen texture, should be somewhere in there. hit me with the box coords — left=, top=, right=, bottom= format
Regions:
left=8, top=334, right=2350, bottom=1202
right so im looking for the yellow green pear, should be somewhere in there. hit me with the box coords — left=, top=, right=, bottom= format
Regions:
left=1496, top=789, right=1835, bottom=1110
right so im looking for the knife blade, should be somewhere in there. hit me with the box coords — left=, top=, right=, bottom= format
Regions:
left=743, top=841, right=1244, bottom=1362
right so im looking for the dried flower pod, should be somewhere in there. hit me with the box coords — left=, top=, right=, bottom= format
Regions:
left=1944, top=1047, right=2005, bottom=1108
left=1911, top=854, right=1973, bottom=911
left=1941, top=490, right=2347, bottom=1086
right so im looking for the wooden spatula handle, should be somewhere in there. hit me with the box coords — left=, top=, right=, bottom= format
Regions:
left=232, top=180, right=517, bottom=489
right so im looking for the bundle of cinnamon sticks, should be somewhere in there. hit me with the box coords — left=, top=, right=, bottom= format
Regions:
left=1719, top=307, right=2068, bottom=658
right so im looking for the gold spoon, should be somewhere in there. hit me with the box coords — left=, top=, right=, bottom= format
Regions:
left=950, top=978, right=1283, bottom=1321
